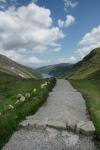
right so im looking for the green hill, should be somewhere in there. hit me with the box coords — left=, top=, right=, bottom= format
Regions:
left=69, top=48, right=100, bottom=79
left=37, top=63, right=73, bottom=77
left=87, top=69, right=100, bottom=80
left=0, top=54, right=41, bottom=79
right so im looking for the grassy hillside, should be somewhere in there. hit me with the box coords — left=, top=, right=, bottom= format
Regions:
left=37, top=63, right=73, bottom=77
left=37, top=48, right=100, bottom=79
left=70, top=79, right=100, bottom=138
left=0, top=54, right=41, bottom=79
left=69, top=48, right=100, bottom=79
left=87, top=69, right=100, bottom=80
left=0, top=72, right=56, bottom=148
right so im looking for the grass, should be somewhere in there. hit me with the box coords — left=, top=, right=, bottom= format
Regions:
left=0, top=72, right=56, bottom=149
left=70, top=79, right=100, bottom=138
left=0, top=73, right=44, bottom=111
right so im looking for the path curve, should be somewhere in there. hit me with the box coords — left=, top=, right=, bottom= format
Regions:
left=2, top=80, right=98, bottom=150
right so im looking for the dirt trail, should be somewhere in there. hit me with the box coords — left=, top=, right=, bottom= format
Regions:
left=2, top=80, right=98, bottom=150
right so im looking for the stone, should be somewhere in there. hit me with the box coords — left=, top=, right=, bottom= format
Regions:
left=35, top=120, right=47, bottom=129
left=19, top=120, right=38, bottom=129
left=63, top=134, right=79, bottom=146
left=46, top=127, right=59, bottom=139
left=19, top=119, right=48, bottom=130
left=78, top=121, right=95, bottom=136
left=47, top=120, right=66, bottom=130
left=66, top=120, right=76, bottom=132
left=76, top=121, right=86, bottom=133
left=62, top=131, right=72, bottom=137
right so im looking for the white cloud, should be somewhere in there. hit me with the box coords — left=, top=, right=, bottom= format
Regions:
left=79, top=26, right=100, bottom=46
left=65, top=15, right=75, bottom=27
left=52, top=47, right=61, bottom=52
left=28, top=56, right=47, bottom=64
left=0, top=49, right=24, bottom=63
left=63, top=0, right=78, bottom=12
left=0, top=48, right=51, bottom=67
left=58, top=15, right=75, bottom=28
left=58, top=19, right=64, bottom=28
left=77, top=26, right=100, bottom=58
left=57, top=56, right=77, bottom=63
left=0, top=3, right=64, bottom=52
left=0, top=3, right=65, bottom=66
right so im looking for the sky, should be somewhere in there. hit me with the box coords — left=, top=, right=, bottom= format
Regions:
left=0, top=0, right=100, bottom=67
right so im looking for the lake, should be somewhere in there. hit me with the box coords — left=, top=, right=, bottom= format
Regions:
left=42, top=73, right=52, bottom=79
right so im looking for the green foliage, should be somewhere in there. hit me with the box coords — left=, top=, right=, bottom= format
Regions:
left=0, top=74, right=56, bottom=149
left=70, top=79, right=100, bottom=138
left=37, top=63, right=73, bottom=77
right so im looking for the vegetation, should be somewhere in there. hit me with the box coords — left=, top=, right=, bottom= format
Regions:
left=87, top=69, right=100, bottom=80
left=0, top=72, right=56, bottom=149
left=70, top=79, right=100, bottom=138
left=37, top=48, right=100, bottom=79
left=69, top=48, right=100, bottom=79
left=37, top=63, right=73, bottom=77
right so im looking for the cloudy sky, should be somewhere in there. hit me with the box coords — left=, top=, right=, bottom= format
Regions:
left=0, top=0, right=100, bottom=67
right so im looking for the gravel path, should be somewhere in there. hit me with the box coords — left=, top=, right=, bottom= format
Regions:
left=2, top=79, right=98, bottom=150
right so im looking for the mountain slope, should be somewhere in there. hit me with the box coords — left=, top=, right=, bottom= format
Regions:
left=0, top=54, right=40, bottom=79
left=69, top=48, right=100, bottom=79
left=37, top=63, right=73, bottom=77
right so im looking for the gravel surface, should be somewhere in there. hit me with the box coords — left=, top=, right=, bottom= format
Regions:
left=2, top=80, right=98, bottom=150
left=24, top=79, right=89, bottom=124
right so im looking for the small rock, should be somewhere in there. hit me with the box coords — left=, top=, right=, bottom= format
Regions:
left=62, top=131, right=72, bottom=137
left=47, top=120, right=66, bottom=130
left=76, top=121, right=86, bottom=133
left=35, top=121, right=46, bottom=129
left=19, top=120, right=38, bottom=129
left=78, top=121, right=95, bottom=136
left=63, top=134, right=79, bottom=146
left=46, top=127, right=59, bottom=139
left=66, top=120, right=76, bottom=132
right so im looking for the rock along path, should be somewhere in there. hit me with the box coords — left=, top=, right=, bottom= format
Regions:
left=2, top=79, right=98, bottom=150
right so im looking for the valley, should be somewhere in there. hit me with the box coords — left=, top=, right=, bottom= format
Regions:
left=0, top=0, right=100, bottom=149
left=0, top=48, right=100, bottom=149
left=2, top=79, right=97, bottom=150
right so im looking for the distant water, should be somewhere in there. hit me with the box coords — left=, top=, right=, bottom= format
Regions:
left=42, top=73, right=52, bottom=79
